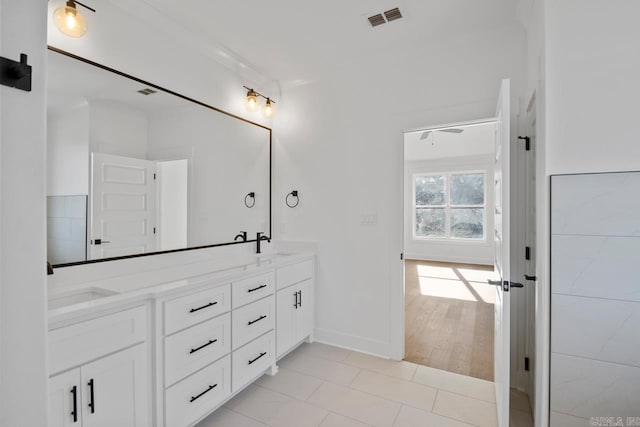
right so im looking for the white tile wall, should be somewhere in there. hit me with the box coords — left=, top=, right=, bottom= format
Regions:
left=551, top=172, right=640, bottom=236
left=47, top=195, right=87, bottom=264
left=552, top=294, right=640, bottom=367
left=551, top=173, right=640, bottom=425
left=550, top=353, right=640, bottom=419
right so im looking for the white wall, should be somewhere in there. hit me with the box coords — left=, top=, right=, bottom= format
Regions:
left=0, top=0, right=49, bottom=425
left=47, top=103, right=89, bottom=195
left=274, top=23, right=527, bottom=356
left=89, top=100, right=149, bottom=159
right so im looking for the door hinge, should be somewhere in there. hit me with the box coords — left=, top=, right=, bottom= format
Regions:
left=518, top=136, right=531, bottom=151
left=524, top=357, right=530, bottom=371
left=400, top=253, right=404, bottom=260
left=525, top=246, right=531, bottom=260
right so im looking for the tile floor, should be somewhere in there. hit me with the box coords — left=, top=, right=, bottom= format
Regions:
left=197, top=342, right=533, bottom=427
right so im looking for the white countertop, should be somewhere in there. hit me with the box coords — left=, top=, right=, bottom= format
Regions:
left=48, top=251, right=314, bottom=327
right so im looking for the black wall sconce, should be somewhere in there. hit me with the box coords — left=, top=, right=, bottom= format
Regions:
left=286, top=190, right=299, bottom=208
left=244, top=192, right=256, bottom=208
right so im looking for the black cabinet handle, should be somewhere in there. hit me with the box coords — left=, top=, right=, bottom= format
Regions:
left=247, top=284, right=267, bottom=293
left=88, top=379, right=95, bottom=414
left=190, top=384, right=217, bottom=403
left=298, top=290, right=302, bottom=308
left=248, top=315, right=267, bottom=326
left=248, top=352, right=267, bottom=365
left=70, top=385, right=78, bottom=422
left=189, top=301, right=218, bottom=313
left=190, top=339, right=218, bottom=354
left=293, top=291, right=298, bottom=309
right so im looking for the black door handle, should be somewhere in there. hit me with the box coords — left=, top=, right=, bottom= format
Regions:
left=88, top=379, right=95, bottom=414
left=487, top=279, right=502, bottom=286
left=70, top=385, right=78, bottom=423
left=511, top=282, right=524, bottom=288
left=524, top=274, right=537, bottom=281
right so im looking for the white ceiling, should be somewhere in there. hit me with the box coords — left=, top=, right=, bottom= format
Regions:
left=135, top=0, right=519, bottom=88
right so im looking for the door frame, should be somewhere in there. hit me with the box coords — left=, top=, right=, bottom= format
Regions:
left=393, top=117, right=498, bottom=361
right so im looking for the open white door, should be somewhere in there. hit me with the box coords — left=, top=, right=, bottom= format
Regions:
left=90, top=153, right=158, bottom=259
left=491, top=79, right=511, bottom=427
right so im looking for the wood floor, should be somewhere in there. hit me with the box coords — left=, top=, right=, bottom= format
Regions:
left=404, top=260, right=495, bottom=381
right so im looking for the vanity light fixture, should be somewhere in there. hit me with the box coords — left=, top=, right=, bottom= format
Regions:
left=243, top=86, right=276, bottom=117
left=54, top=0, right=96, bottom=38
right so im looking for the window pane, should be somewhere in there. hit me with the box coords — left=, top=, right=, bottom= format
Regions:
left=416, top=208, right=445, bottom=238
left=451, top=208, right=484, bottom=239
left=450, top=173, right=484, bottom=205
left=415, top=175, right=445, bottom=206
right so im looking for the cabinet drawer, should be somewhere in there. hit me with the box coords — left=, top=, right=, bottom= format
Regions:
left=232, top=296, right=275, bottom=350
left=164, top=313, right=231, bottom=387
left=232, top=271, right=275, bottom=309
left=232, top=331, right=275, bottom=392
left=164, top=284, right=231, bottom=335
left=165, top=355, right=231, bottom=427
left=277, top=260, right=313, bottom=290
left=49, top=306, right=147, bottom=375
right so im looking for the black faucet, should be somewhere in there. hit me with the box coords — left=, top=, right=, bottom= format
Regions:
left=234, top=231, right=247, bottom=242
left=256, top=232, right=271, bottom=254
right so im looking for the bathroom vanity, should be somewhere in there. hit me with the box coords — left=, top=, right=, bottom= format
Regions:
left=47, top=252, right=315, bottom=427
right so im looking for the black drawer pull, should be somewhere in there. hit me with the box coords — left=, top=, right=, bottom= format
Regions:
left=88, top=379, right=95, bottom=414
left=190, top=384, right=217, bottom=403
left=247, top=284, right=267, bottom=293
left=298, top=290, right=302, bottom=308
left=248, top=315, right=267, bottom=326
left=70, top=385, right=78, bottom=423
left=189, top=301, right=218, bottom=313
left=190, top=339, right=218, bottom=354
left=248, top=352, right=267, bottom=365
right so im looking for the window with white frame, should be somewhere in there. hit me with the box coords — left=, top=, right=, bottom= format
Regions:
left=414, top=171, right=486, bottom=240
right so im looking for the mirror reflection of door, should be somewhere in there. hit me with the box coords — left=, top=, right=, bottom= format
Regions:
left=89, top=154, right=189, bottom=260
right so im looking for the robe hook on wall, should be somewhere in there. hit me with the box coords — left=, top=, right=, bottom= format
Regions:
left=244, top=192, right=256, bottom=208
left=285, top=190, right=299, bottom=208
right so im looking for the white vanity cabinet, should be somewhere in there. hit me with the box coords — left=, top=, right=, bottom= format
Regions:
left=276, top=260, right=315, bottom=358
left=48, top=306, right=150, bottom=427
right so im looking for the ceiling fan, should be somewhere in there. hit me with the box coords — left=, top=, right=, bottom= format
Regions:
left=420, top=128, right=465, bottom=140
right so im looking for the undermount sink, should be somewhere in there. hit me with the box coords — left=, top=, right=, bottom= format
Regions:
left=48, top=287, right=119, bottom=310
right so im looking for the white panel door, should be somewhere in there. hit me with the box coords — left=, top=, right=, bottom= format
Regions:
left=491, top=79, right=511, bottom=427
left=49, top=369, right=82, bottom=427
left=90, top=153, right=157, bottom=259
left=80, top=344, right=149, bottom=427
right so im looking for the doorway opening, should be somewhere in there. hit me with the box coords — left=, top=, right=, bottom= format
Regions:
left=402, top=120, right=498, bottom=382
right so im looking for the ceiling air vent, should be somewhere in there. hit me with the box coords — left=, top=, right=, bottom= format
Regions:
left=137, top=88, right=157, bottom=96
left=368, top=13, right=386, bottom=27
left=384, top=8, right=402, bottom=22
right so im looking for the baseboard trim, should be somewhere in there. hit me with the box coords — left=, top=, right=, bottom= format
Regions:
left=313, top=328, right=391, bottom=359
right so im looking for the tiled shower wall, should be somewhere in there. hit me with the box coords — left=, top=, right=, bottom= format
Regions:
left=47, top=195, right=87, bottom=265
left=550, top=173, right=640, bottom=426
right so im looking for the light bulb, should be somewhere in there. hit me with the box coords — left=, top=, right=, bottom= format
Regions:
left=54, top=2, right=88, bottom=38
left=245, top=89, right=259, bottom=112
left=263, top=98, right=274, bottom=118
